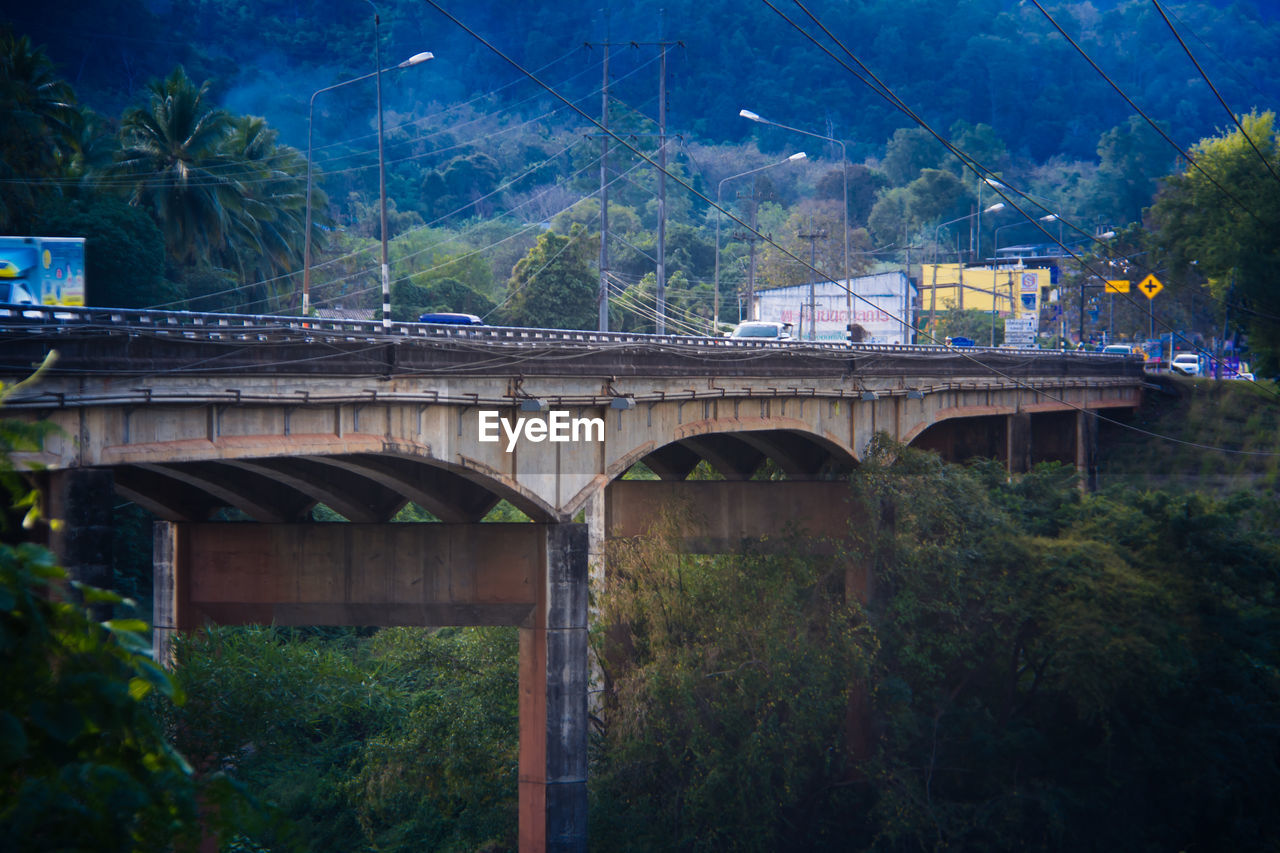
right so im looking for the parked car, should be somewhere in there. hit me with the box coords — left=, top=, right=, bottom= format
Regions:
left=730, top=321, right=793, bottom=340
left=418, top=312, right=484, bottom=325
left=1171, top=353, right=1201, bottom=376
left=947, top=336, right=975, bottom=347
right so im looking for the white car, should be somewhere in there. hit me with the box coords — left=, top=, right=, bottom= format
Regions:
left=1171, top=353, right=1201, bottom=376
left=730, top=321, right=793, bottom=340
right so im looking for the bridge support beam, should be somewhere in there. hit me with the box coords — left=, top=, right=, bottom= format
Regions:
left=1076, top=410, right=1098, bottom=491
left=604, top=480, right=858, bottom=553
left=519, top=524, right=588, bottom=853
left=150, top=520, right=589, bottom=853
left=44, top=469, right=115, bottom=614
left=1006, top=413, right=1031, bottom=474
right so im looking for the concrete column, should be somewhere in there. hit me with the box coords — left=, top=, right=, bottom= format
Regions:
left=1075, top=410, right=1098, bottom=491
left=1006, top=413, right=1032, bottom=474
left=45, top=469, right=115, bottom=614
left=519, top=523, right=588, bottom=853
left=584, top=489, right=607, bottom=720
left=152, top=520, right=190, bottom=666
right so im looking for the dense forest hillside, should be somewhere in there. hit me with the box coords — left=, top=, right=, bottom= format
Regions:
left=2, top=0, right=1278, bottom=364
left=8, top=0, right=1279, bottom=162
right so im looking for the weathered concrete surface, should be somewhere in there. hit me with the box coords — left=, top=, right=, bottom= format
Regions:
left=5, top=330, right=1146, bottom=853
left=605, top=480, right=862, bottom=553
left=151, top=520, right=587, bottom=852
left=155, top=522, right=543, bottom=634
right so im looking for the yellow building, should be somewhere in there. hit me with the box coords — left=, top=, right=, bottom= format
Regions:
left=919, top=264, right=1052, bottom=315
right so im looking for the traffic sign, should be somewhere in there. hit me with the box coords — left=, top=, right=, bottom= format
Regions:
left=1105, top=279, right=1130, bottom=293
left=1137, top=274, right=1163, bottom=299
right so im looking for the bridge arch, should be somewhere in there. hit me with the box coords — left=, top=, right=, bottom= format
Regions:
left=617, top=426, right=857, bottom=483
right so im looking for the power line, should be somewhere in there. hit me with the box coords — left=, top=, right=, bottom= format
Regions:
left=418, top=0, right=1280, bottom=458
left=771, top=0, right=1280, bottom=404
left=1150, top=0, right=1280, bottom=188
left=1025, top=0, right=1270, bottom=229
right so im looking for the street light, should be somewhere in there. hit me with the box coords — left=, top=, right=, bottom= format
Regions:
left=976, top=177, right=1004, bottom=263
left=993, top=213, right=1058, bottom=262
left=1078, top=230, right=1116, bottom=345
left=714, top=151, right=806, bottom=332
left=928, top=202, right=1005, bottom=329
left=740, top=109, right=851, bottom=339
left=300, top=13, right=431, bottom=322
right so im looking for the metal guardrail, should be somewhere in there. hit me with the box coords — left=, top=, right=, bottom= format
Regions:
left=0, top=304, right=1141, bottom=360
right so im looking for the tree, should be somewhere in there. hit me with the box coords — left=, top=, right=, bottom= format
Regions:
left=0, top=368, right=254, bottom=849
left=113, top=67, right=236, bottom=266
left=591, top=511, right=871, bottom=851
left=390, top=276, right=495, bottom=322
left=880, top=126, right=949, bottom=186
left=1085, top=115, right=1174, bottom=226
left=36, top=194, right=174, bottom=309
left=502, top=223, right=596, bottom=329
left=215, top=115, right=320, bottom=313
left=0, top=30, right=77, bottom=232
left=1147, top=110, right=1280, bottom=372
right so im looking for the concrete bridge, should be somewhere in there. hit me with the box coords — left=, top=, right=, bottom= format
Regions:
left=0, top=307, right=1146, bottom=852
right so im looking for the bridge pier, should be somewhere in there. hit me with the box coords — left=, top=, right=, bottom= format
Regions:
left=519, top=524, right=589, bottom=853
left=151, top=519, right=588, bottom=853
left=44, top=469, right=116, bottom=614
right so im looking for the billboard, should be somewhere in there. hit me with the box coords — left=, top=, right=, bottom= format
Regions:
left=754, top=272, right=914, bottom=344
left=920, top=265, right=1051, bottom=315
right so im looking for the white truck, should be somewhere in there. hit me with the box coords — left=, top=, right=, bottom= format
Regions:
left=0, top=236, right=86, bottom=307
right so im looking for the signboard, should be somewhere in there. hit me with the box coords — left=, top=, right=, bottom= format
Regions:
left=755, top=273, right=915, bottom=344
left=1004, top=316, right=1037, bottom=347
left=1105, top=279, right=1130, bottom=293
left=1138, top=274, right=1163, bottom=299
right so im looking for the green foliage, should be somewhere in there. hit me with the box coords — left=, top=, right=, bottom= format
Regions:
left=593, top=440, right=1280, bottom=850
left=165, top=625, right=519, bottom=852
left=850, top=438, right=1280, bottom=851
left=0, top=30, right=78, bottom=232
left=933, top=307, right=1001, bottom=344
left=112, top=66, right=236, bottom=265
left=0, top=545, right=222, bottom=850
left=591, top=510, right=873, bottom=851
left=35, top=194, right=175, bottom=309
left=390, top=277, right=496, bottom=322
left=503, top=223, right=597, bottom=329
left=881, top=127, right=950, bottom=186
left=1097, top=376, right=1280, bottom=493
left=1148, top=111, right=1280, bottom=373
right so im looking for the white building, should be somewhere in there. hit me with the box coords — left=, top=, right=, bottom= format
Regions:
left=754, top=272, right=916, bottom=345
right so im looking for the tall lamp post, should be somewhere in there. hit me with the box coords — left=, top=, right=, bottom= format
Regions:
left=1078, top=230, right=1116, bottom=346
left=300, top=17, right=431, bottom=323
left=739, top=109, right=850, bottom=339
left=929, top=202, right=1005, bottom=331
left=714, top=152, right=806, bottom=333
left=993, top=213, right=1058, bottom=263
left=975, top=177, right=1004, bottom=264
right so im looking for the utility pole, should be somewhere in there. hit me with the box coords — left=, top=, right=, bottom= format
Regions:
left=655, top=42, right=667, bottom=334
left=732, top=196, right=767, bottom=322
left=597, top=42, right=610, bottom=332
left=798, top=223, right=827, bottom=341
left=585, top=37, right=680, bottom=332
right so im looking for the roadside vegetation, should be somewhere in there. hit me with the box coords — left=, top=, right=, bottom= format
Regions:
left=14, top=437, right=1276, bottom=851
left=1099, top=374, right=1280, bottom=493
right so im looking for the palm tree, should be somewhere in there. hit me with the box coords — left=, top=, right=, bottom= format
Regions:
left=216, top=115, right=325, bottom=312
left=113, top=67, right=236, bottom=265
left=0, top=30, right=78, bottom=231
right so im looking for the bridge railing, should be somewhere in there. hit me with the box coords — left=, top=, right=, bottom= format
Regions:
left=0, top=303, right=1142, bottom=360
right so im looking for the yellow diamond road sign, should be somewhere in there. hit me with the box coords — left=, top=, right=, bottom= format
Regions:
left=1138, top=274, right=1164, bottom=299
left=1105, top=279, right=1130, bottom=294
